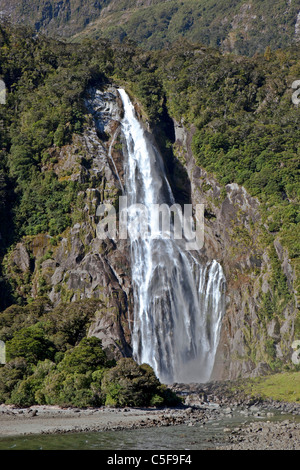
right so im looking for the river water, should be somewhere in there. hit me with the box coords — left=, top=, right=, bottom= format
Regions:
left=0, top=408, right=297, bottom=450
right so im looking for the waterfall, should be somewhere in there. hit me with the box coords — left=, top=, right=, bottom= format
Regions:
left=119, top=88, right=226, bottom=384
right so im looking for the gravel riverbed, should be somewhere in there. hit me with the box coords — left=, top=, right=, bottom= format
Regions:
left=217, top=419, right=300, bottom=450
left=1, top=381, right=299, bottom=450
left=0, top=401, right=299, bottom=450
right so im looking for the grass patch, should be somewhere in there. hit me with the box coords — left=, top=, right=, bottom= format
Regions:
left=238, top=372, right=300, bottom=402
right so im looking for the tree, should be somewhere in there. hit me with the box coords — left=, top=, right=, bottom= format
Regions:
left=6, top=323, right=55, bottom=364
left=57, top=336, right=112, bottom=374
left=101, top=358, right=176, bottom=407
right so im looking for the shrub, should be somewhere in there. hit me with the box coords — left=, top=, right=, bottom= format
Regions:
left=8, top=375, right=39, bottom=407
left=101, top=358, right=177, bottom=407
left=0, top=358, right=30, bottom=404
left=34, top=338, right=109, bottom=407
left=6, top=324, right=56, bottom=364
left=38, top=367, right=104, bottom=408
left=57, top=336, right=113, bottom=374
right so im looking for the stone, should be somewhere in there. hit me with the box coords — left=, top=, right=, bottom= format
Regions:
left=12, top=243, right=30, bottom=272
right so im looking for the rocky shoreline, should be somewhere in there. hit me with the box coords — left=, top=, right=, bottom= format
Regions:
left=0, top=397, right=299, bottom=450
left=217, top=419, right=300, bottom=450
left=172, top=382, right=300, bottom=449
left=170, top=381, right=300, bottom=414
left=0, top=380, right=299, bottom=449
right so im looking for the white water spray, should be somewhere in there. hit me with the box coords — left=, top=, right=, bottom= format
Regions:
left=119, top=88, right=226, bottom=383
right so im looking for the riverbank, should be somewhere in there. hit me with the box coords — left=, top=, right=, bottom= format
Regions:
left=2, top=404, right=206, bottom=436
left=0, top=405, right=176, bottom=436
left=0, top=399, right=299, bottom=450
left=1, top=374, right=300, bottom=449
left=217, top=419, right=300, bottom=450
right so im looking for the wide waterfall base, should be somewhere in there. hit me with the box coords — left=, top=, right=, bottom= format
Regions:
left=131, top=255, right=226, bottom=384
left=118, top=88, right=226, bottom=384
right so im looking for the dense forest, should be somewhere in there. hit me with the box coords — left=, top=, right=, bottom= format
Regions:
left=1, top=0, right=300, bottom=56
left=0, top=19, right=299, bottom=406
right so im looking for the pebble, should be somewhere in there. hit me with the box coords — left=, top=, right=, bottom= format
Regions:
left=218, top=421, right=300, bottom=450
left=1, top=381, right=299, bottom=450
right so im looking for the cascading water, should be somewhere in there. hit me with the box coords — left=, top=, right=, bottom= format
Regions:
left=119, top=88, right=226, bottom=384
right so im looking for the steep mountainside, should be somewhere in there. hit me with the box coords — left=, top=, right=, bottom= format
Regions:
left=0, top=23, right=299, bottom=406
left=0, top=0, right=108, bottom=37
left=1, top=0, right=300, bottom=55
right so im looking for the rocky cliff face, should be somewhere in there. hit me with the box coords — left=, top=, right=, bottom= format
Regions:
left=4, top=85, right=298, bottom=380
left=4, top=86, right=133, bottom=360
left=172, top=121, right=299, bottom=380
left=0, top=0, right=108, bottom=37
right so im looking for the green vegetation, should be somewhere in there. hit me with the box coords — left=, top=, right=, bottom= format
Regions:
left=0, top=23, right=114, bottom=243
left=1, top=337, right=177, bottom=408
left=0, top=299, right=179, bottom=407
left=6, top=324, right=56, bottom=363
left=102, top=358, right=178, bottom=407
left=2, top=0, right=299, bottom=57
left=235, top=372, right=300, bottom=403
left=85, top=0, right=299, bottom=56
left=0, top=16, right=299, bottom=404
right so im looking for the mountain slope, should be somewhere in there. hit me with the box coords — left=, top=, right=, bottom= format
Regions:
left=0, top=22, right=299, bottom=403
left=0, top=0, right=109, bottom=37
left=73, top=0, right=300, bottom=55
left=1, top=0, right=300, bottom=55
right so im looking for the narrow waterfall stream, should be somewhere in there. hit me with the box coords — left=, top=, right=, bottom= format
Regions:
left=119, top=88, right=226, bottom=384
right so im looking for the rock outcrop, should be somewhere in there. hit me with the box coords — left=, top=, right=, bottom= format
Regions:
left=4, top=86, right=133, bottom=360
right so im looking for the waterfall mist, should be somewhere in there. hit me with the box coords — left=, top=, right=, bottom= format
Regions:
left=119, top=88, right=226, bottom=384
